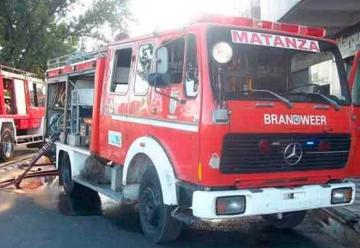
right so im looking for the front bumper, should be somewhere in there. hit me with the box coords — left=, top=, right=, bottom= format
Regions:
left=192, top=182, right=355, bottom=219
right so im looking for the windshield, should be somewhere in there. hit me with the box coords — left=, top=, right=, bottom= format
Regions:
left=208, top=27, right=350, bottom=105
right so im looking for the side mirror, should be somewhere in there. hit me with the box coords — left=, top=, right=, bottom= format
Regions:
left=156, top=47, right=169, bottom=74
left=148, top=73, right=170, bottom=88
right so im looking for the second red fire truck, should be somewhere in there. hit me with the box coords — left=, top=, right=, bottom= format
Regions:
left=0, top=65, right=44, bottom=161
left=45, top=16, right=360, bottom=243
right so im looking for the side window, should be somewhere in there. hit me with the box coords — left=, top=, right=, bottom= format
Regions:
left=184, top=35, right=199, bottom=97
left=165, top=38, right=185, bottom=84
left=134, top=44, right=153, bottom=95
left=28, top=82, right=45, bottom=107
left=28, top=82, right=36, bottom=106
left=111, top=48, right=132, bottom=93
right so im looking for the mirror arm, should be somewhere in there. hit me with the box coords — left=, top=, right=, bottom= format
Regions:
left=152, top=75, right=186, bottom=104
left=154, top=87, right=186, bottom=104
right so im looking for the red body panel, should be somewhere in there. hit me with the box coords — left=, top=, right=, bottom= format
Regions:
left=90, top=57, right=106, bottom=154
left=47, top=60, right=97, bottom=78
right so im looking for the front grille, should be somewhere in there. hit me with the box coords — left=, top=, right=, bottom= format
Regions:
left=220, top=134, right=351, bottom=174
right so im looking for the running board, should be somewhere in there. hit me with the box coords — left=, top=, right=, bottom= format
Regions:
left=16, top=134, right=43, bottom=145
left=73, top=176, right=124, bottom=202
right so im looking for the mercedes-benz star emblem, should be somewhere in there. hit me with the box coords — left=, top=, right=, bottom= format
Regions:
left=283, top=143, right=303, bottom=165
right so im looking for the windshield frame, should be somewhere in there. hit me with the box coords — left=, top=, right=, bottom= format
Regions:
left=206, top=25, right=351, bottom=106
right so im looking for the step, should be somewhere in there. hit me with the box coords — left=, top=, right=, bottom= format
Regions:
left=17, top=134, right=43, bottom=139
left=73, top=176, right=124, bottom=202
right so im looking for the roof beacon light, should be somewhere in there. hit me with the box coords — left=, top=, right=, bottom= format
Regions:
left=196, top=15, right=326, bottom=38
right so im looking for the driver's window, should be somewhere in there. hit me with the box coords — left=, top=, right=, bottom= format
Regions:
left=184, top=35, right=199, bottom=97
left=28, top=82, right=45, bottom=107
left=164, top=38, right=185, bottom=84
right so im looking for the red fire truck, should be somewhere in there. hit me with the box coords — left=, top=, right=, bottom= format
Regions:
left=0, top=65, right=44, bottom=161
left=45, top=16, right=359, bottom=243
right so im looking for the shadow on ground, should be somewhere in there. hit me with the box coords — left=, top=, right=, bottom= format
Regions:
left=0, top=179, right=346, bottom=248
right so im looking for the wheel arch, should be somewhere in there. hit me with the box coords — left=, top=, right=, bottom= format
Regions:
left=123, top=136, right=178, bottom=205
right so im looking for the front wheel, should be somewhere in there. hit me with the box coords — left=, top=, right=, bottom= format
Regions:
left=139, top=166, right=182, bottom=243
left=263, top=210, right=307, bottom=229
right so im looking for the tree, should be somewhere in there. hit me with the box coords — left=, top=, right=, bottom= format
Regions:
left=0, top=0, right=131, bottom=74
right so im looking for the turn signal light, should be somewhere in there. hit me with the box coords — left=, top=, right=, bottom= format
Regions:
left=216, top=196, right=246, bottom=215
left=331, top=188, right=352, bottom=204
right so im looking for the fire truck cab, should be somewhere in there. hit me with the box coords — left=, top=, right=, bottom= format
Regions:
left=0, top=65, right=44, bottom=161
left=46, top=16, right=359, bottom=243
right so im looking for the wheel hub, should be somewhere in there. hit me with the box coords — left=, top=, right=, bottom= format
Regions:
left=62, top=164, right=72, bottom=188
left=142, top=187, right=160, bottom=227
left=2, top=140, right=12, bottom=158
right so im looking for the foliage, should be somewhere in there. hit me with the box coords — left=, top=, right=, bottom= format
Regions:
left=0, top=0, right=131, bottom=74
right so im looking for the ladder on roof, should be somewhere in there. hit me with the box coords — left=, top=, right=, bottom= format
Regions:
left=47, top=50, right=104, bottom=69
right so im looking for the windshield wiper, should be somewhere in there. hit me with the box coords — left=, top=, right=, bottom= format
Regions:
left=242, top=89, right=293, bottom=109
left=312, top=92, right=340, bottom=111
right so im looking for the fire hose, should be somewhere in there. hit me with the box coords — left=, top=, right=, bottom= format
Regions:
left=0, top=134, right=59, bottom=189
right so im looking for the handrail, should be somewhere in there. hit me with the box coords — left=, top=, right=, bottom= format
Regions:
left=47, top=50, right=104, bottom=69
left=0, top=65, right=39, bottom=78
left=0, top=65, right=44, bottom=83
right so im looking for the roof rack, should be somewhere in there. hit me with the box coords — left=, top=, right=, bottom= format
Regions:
left=0, top=65, right=43, bottom=84
left=0, top=65, right=39, bottom=78
left=47, top=50, right=103, bottom=69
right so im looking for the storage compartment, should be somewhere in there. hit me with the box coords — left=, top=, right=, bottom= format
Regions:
left=46, top=73, right=95, bottom=148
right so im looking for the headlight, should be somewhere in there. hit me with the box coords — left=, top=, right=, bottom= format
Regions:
left=212, top=42, right=233, bottom=64
left=331, top=187, right=353, bottom=204
left=216, top=196, right=246, bottom=215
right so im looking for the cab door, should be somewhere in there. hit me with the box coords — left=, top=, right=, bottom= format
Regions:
left=348, top=50, right=360, bottom=175
left=99, top=45, right=135, bottom=163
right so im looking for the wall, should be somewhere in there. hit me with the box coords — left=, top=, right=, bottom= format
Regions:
left=260, top=0, right=300, bottom=21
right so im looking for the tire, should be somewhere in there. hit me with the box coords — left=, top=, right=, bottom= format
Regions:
left=60, top=153, right=95, bottom=198
left=0, top=128, right=15, bottom=162
left=263, top=210, right=307, bottom=229
left=139, top=166, right=182, bottom=243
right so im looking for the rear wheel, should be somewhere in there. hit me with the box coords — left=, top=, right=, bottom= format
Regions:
left=139, top=166, right=182, bottom=243
left=263, top=210, right=307, bottom=229
left=60, top=153, right=96, bottom=198
left=0, top=128, right=14, bottom=162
